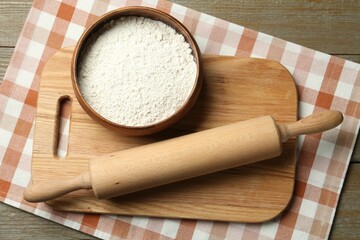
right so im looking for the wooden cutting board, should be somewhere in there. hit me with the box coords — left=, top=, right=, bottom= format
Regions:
left=31, top=47, right=297, bottom=223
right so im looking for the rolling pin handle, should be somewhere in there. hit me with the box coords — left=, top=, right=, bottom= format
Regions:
left=278, top=110, right=343, bottom=142
left=24, top=172, right=92, bottom=203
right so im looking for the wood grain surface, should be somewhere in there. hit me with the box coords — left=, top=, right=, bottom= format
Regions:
left=0, top=0, right=359, bottom=239
left=30, top=48, right=297, bottom=222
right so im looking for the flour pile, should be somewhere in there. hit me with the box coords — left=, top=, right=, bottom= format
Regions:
left=78, top=16, right=197, bottom=127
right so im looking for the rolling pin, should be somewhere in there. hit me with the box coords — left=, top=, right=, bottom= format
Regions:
left=24, top=110, right=343, bottom=202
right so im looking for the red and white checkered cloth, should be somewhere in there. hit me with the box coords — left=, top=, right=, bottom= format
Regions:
left=1, top=0, right=359, bottom=239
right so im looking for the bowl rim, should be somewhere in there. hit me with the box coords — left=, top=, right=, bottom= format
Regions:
left=71, top=6, right=203, bottom=136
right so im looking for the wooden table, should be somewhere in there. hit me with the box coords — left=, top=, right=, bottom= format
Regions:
left=0, top=1, right=359, bottom=239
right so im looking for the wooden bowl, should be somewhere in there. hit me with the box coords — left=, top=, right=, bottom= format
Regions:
left=71, top=7, right=203, bottom=136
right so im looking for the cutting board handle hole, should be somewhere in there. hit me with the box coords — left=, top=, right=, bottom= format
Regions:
left=54, top=96, right=72, bottom=159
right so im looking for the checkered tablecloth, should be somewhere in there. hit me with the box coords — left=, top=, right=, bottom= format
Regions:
left=0, top=0, right=359, bottom=239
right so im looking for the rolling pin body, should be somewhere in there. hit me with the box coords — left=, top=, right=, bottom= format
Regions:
left=90, top=116, right=281, bottom=199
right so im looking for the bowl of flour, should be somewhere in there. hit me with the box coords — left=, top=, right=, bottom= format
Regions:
left=71, top=7, right=202, bottom=136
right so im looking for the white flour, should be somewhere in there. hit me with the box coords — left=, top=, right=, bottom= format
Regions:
left=78, top=16, right=197, bottom=127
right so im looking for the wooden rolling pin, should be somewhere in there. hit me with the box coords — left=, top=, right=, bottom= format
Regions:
left=24, top=110, right=343, bottom=202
